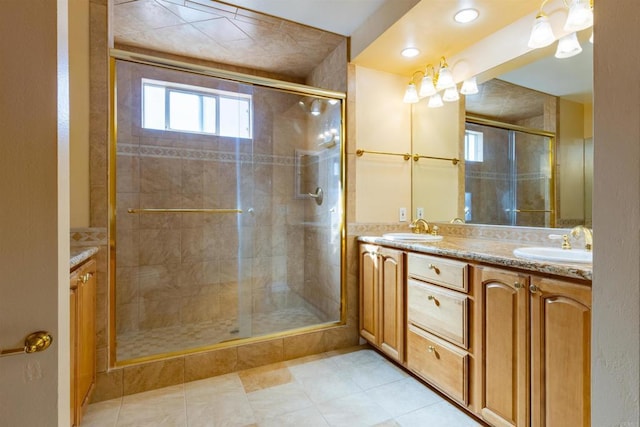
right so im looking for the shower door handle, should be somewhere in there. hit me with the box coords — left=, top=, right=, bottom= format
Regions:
left=308, top=187, right=323, bottom=206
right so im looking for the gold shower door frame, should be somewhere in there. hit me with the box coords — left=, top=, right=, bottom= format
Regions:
left=465, top=115, right=556, bottom=228
left=108, top=50, right=347, bottom=367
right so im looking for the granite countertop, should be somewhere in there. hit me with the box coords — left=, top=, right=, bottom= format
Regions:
left=358, top=235, right=592, bottom=281
left=70, top=246, right=99, bottom=271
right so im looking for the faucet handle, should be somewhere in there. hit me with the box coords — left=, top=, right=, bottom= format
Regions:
left=549, top=234, right=572, bottom=250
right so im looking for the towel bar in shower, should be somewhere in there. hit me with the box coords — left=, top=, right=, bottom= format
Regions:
left=127, top=208, right=243, bottom=214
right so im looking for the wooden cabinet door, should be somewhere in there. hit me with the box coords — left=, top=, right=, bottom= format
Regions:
left=530, top=277, right=591, bottom=427
left=77, top=260, right=97, bottom=411
left=378, top=247, right=404, bottom=362
left=476, top=267, right=529, bottom=427
left=359, top=244, right=379, bottom=344
left=70, top=277, right=78, bottom=427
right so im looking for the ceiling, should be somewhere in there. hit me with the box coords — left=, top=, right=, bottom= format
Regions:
left=112, top=0, right=593, bottom=103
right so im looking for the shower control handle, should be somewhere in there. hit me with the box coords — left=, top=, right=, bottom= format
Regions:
left=308, top=187, right=323, bottom=206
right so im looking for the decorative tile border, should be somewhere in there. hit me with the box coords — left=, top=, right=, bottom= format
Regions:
left=70, top=227, right=108, bottom=247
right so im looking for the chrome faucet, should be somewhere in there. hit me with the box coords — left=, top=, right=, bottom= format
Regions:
left=570, top=225, right=593, bottom=251
left=409, top=218, right=430, bottom=234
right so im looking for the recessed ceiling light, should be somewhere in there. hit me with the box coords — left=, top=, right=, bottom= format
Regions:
left=401, top=47, right=420, bottom=58
left=454, top=8, right=479, bottom=24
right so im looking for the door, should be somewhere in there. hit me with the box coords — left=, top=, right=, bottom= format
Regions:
left=359, top=244, right=379, bottom=344
left=476, top=266, right=529, bottom=427
left=530, top=277, right=591, bottom=427
left=464, top=122, right=554, bottom=227
left=1, top=1, right=69, bottom=425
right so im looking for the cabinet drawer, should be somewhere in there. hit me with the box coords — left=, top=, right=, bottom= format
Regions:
left=408, top=279, right=468, bottom=348
left=407, top=325, right=468, bottom=405
left=407, top=253, right=468, bottom=292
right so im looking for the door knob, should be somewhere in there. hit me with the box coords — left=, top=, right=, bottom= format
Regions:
left=0, top=331, right=53, bottom=357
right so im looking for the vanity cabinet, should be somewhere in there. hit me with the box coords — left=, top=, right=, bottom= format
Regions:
left=475, top=266, right=591, bottom=427
left=405, top=253, right=471, bottom=405
left=70, top=258, right=97, bottom=427
left=359, top=244, right=404, bottom=362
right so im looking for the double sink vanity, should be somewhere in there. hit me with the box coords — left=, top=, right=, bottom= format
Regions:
left=358, top=223, right=591, bottom=427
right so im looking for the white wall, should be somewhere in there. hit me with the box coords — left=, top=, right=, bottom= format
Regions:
left=592, top=2, right=640, bottom=425
left=0, top=1, right=70, bottom=425
left=355, top=66, right=412, bottom=223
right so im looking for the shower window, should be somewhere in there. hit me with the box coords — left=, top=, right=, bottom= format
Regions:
left=141, top=78, right=252, bottom=138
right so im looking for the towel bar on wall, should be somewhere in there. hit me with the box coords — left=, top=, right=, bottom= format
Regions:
left=127, top=208, right=243, bottom=214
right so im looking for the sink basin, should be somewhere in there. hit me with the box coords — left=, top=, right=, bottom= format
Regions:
left=513, top=247, right=592, bottom=263
left=382, top=233, right=443, bottom=242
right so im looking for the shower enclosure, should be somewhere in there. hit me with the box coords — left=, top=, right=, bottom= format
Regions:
left=464, top=121, right=555, bottom=227
left=111, top=57, right=344, bottom=362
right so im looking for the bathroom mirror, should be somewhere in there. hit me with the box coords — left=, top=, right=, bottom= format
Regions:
left=412, top=38, right=593, bottom=228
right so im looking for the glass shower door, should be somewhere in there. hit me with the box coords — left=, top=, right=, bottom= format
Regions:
left=464, top=122, right=554, bottom=227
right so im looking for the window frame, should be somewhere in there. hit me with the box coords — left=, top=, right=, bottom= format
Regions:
left=141, top=78, right=252, bottom=139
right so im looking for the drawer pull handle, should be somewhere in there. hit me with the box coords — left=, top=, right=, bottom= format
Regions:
left=428, top=345, right=435, bottom=353
left=427, top=295, right=440, bottom=306
left=514, top=281, right=524, bottom=289
left=428, top=264, right=441, bottom=274
left=529, top=285, right=539, bottom=293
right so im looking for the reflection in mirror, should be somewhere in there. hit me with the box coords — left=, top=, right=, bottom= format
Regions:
left=412, top=38, right=593, bottom=228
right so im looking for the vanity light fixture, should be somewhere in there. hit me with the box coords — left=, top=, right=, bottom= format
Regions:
left=555, top=32, right=583, bottom=58
left=454, top=8, right=479, bottom=24
left=403, top=57, right=480, bottom=106
left=529, top=0, right=594, bottom=54
left=401, top=47, right=421, bottom=58
left=403, top=56, right=478, bottom=108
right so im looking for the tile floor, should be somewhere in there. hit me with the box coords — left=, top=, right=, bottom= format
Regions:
left=84, top=346, right=483, bottom=427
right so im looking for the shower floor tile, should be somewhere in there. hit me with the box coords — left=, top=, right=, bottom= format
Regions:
left=84, top=346, right=485, bottom=427
left=117, top=306, right=324, bottom=360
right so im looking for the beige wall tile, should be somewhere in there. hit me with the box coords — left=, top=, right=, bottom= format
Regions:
left=123, top=358, right=185, bottom=395
left=184, top=346, right=238, bottom=382
left=237, top=339, right=284, bottom=370
left=283, top=330, right=325, bottom=360
left=91, top=369, right=124, bottom=403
